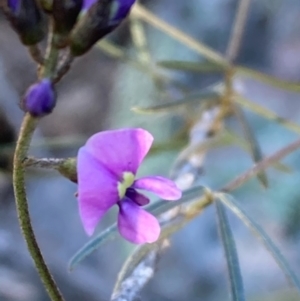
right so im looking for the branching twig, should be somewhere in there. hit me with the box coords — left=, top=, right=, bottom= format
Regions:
left=221, top=137, right=300, bottom=192
left=110, top=3, right=255, bottom=300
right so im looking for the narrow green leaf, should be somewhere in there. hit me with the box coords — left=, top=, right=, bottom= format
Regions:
left=234, top=94, right=300, bottom=135
left=133, top=4, right=229, bottom=67
left=132, top=92, right=220, bottom=114
left=233, top=104, right=268, bottom=188
left=217, top=193, right=300, bottom=293
left=97, top=40, right=189, bottom=93
left=215, top=200, right=245, bottom=301
left=68, top=224, right=118, bottom=270
left=222, top=130, right=292, bottom=174
left=272, top=162, right=292, bottom=174
left=237, top=67, right=300, bottom=93
left=157, top=60, right=226, bottom=73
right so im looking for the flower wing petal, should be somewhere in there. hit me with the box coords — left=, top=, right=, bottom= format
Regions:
left=133, top=176, right=182, bottom=200
left=77, top=148, right=119, bottom=235
left=118, top=198, right=160, bottom=244
left=84, top=128, right=153, bottom=176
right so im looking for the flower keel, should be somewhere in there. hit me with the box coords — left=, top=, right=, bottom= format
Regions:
left=118, top=198, right=160, bottom=244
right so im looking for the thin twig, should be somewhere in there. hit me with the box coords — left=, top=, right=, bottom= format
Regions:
left=226, top=0, right=252, bottom=63
left=222, top=137, right=300, bottom=192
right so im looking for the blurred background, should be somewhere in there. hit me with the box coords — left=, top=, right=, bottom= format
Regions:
left=1, top=0, right=300, bottom=300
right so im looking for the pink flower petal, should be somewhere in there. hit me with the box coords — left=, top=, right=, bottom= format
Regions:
left=125, top=188, right=150, bottom=206
left=83, top=128, right=153, bottom=177
left=118, top=198, right=160, bottom=244
left=133, top=176, right=182, bottom=200
left=77, top=148, right=119, bottom=235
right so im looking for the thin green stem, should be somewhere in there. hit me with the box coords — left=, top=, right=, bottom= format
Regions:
left=13, top=114, right=64, bottom=301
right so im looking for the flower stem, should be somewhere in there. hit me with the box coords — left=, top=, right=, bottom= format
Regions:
left=28, top=45, right=44, bottom=65
left=12, top=20, right=66, bottom=301
left=13, top=114, right=64, bottom=301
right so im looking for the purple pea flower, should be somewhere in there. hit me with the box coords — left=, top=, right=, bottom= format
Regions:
left=77, top=128, right=182, bottom=244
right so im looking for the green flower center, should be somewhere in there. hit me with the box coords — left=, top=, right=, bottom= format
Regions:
left=117, top=172, right=135, bottom=199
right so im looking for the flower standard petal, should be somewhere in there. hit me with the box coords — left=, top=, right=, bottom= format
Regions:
left=125, top=188, right=150, bottom=206
left=118, top=198, right=160, bottom=244
left=77, top=148, right=119, bottom=235
left=133, top=176, right=182, bottom=200
left=83, top=128, right=153, bottom=177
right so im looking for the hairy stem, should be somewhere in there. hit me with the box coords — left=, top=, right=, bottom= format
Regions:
left=13, top=114, right=64, bottom=301
left=12, top=19, right=65, bottom=301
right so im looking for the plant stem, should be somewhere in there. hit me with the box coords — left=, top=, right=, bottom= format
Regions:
left=13, top=114, right=64, bottom=301
left=12, top=20, right=65, bottom=301
left=28, top=45, right=44, bottom=65
left=222, top=137, right=300, bottom=192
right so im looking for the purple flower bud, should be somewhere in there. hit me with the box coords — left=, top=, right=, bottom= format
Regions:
left=2, top=0, right=46, bottom=45
left=52, top=0, right=83, bottom=47
left=7, top=0, right=19, bottom=12
left=111, top=0, right=135, bottom=22
left=22, top=79, right=56, bottom=117
left=70, top=0, right=135, bottom=56
left=82, top=0, right=95, bottom=11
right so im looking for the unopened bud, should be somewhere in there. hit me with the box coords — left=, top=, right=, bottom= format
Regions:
left=52, top=0, right=83, bottom=48
left=2, top=0, right=46, bottom=45
left=81, top=0, right=96, bottom=11
left=70, top=0, right=135, bottom=56
left=38, top=0, right=53, bottom=13
left=22, top=79, right=56, bottom=117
